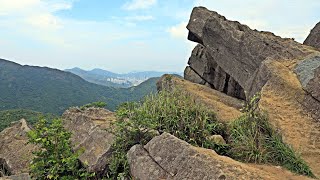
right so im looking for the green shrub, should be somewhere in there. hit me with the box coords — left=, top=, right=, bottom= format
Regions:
left=107, top=89, right=228, bottom=179
left=228, top=94, right=314, bottom=177
left=28, top=119, right=93, bottom=180
left=80, top=101, right=107, bottom=110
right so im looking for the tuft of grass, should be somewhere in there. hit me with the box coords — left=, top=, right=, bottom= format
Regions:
left=107, top=88, right=228, bottom=179
left=228, top=94, right=315, bottom=177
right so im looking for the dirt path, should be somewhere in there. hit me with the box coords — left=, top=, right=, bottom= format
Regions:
left=260, top=60, right=320, bottom=177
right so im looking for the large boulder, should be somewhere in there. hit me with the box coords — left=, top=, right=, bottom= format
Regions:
left=183, top=6, right=320, bottom=177
left=185, top=7, right=314, bottom=99
left=62, top=107, right=116, bottom=173
left=128, top=133, right=310, bottom=180
left=304, top=22, right=320, bottom=49
left=0, top=119, right=36, bottom=176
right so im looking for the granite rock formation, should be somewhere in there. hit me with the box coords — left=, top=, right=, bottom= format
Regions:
left=304, top=22, right=320, bottom=49
left=62, top=107, right=116, bottom=173
left=0, top=119, right=36, bottom=176
left=128, top=133, right=310, bottom=180
left=182, top=6, right=320, bottom=177
left=184, top=7, right=314, bottom=100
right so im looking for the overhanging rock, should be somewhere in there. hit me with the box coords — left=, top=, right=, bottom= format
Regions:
left=184, top=6, right=313, bottom=99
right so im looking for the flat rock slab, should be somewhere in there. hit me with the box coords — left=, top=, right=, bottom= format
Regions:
left=128, top=133, right=311, bottom=180
left=62, top=107, right=115, bottom=173
left=0, top=173, right=31, bottom=180
left=0, top=119, right=36, bottom=175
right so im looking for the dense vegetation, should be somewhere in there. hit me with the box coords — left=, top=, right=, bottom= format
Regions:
left=108, top=88, right=314, bottom=178
left=0, top=59, right=159, bottom=114
left=0, top=109, right=57, bottom=132
left=28, top=119, right=93, bottom=179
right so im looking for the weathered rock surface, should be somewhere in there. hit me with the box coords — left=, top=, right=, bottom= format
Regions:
left=157, top=75, right=243, bottom=122
left=185, top=43, right=246, bottom=99
left=304, top=22, right=320, bottom=49
left=185, top=7, right=314, bottom=99
left=295, top=55, right=320, bottom=120
left=182, top=7, right=320, bottom=177
left=128, top=133, right=310, bottom=180
left=0, top=119, right=36, bottom=176
left=256, top=59, right=320, bottom=177
left=0, top=173, right=31, bottom=180
left=62, top=107, right=116, bottom=173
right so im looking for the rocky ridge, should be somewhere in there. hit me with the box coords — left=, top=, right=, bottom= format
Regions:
left=183, top=6, right=320, bottom=177
left=304, top=22, right=320, bottom=49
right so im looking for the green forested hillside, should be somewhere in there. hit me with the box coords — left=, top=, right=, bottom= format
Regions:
left=0, top=59, right=158, bottom=114
left=0, top=109, right=57, bottom=131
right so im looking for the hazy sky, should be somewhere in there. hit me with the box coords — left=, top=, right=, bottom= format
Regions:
left=0, top=0, right=319, bottom=73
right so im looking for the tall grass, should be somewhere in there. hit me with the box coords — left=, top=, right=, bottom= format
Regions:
left=228, top=94, right=315, bottom=177
left=107, top=88, right=228, bottom=179
left=107, top=87, right=315, bottom=178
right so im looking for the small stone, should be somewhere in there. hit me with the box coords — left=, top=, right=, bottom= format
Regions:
left=207, top=135, right=226, bottom=145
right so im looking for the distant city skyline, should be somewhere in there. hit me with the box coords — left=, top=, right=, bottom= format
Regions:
left=0, top=0, right=319, bottom=73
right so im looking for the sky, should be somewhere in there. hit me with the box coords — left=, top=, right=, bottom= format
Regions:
left=0, top=0, right=319, bottom=73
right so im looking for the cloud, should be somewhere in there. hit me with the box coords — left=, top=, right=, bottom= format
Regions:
left=167, top=22, right=188, bottom=39
left=0, top=0, right=72, bottom=30
left=123, top=0, right=157, bottom=10
left=0, top=0, right=154, bottom=48
left=124, top=15, right=155, bottom=21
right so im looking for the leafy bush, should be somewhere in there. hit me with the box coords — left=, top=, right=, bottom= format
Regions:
left=107, top=89, right=228, bottom=179
left=28, top=119, right=93, bottom=179
left=228, top=94, right=314, bottom=177
left=80, top=101, right=107, bottom=110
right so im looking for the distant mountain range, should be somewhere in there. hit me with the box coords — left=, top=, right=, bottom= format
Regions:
left=65, top=67, right=182, bottom=88
left=0, top=59, right=160, bottom=114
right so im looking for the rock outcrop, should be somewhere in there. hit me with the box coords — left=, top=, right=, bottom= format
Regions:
left=0, top=119, right=36, bottom=176
left=183, top=6, right=320, bottom=177
left=157, top=75, right=243, bottom=122
left=62, top=107, right=116, bottom=173
left=184, top=7, right=314, bottom=100
left=128, top=133, right=310, bottom=180
left=294, top=55, right=320, bottom=119
left=0, top=173, right=31, bottom=180
left=304, top=22, right=320, bottom=49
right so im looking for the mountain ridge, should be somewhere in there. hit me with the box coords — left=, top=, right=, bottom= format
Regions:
left=65, top=67, right=182, bottom=88
left=0, top=59, right=159, bottom=114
